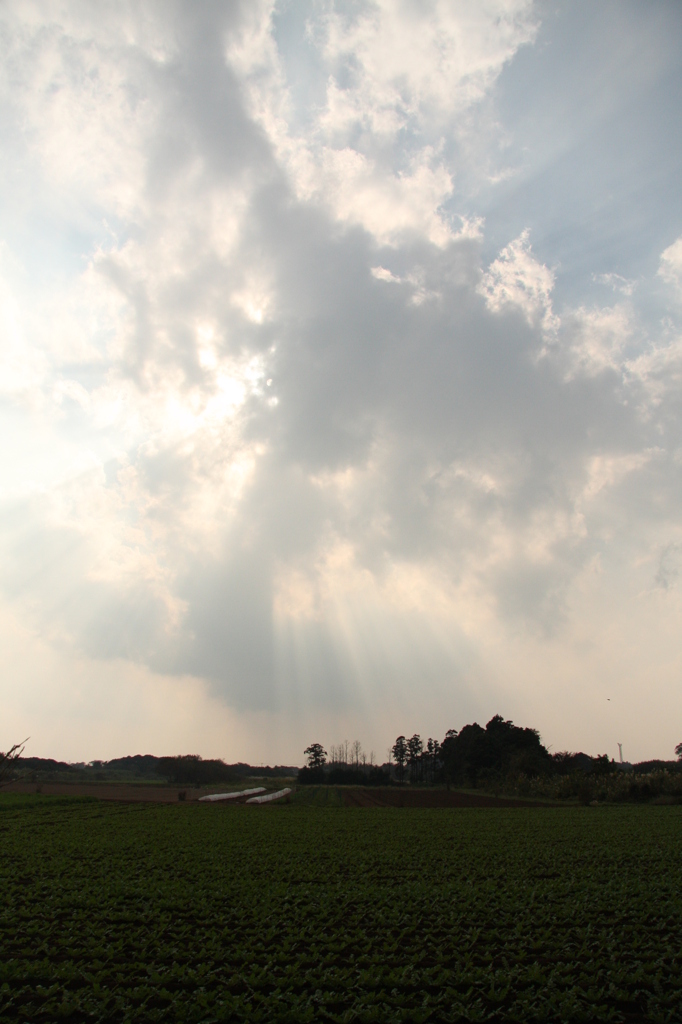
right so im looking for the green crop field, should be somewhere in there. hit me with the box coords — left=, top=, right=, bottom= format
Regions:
left=1, top=796, right=681, bottom=1023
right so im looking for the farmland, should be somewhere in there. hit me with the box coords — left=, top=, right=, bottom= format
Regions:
left=1, top=797, right=681, bottom=1022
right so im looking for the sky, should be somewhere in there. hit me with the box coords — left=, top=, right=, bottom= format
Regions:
left=1, top=0, right=682, bottom=766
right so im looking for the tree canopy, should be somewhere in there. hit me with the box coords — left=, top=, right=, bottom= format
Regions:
left=440, top=716, right=552, bottom=785
left=304, top=743, right=327, bottom=769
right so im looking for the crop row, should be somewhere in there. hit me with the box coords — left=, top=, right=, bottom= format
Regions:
left=1, top=798, right=681, bottom=1021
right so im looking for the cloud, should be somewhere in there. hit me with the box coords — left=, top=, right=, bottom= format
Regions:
left=478, top=228, right=556, bottom=331
left=655, top=543, right=681, bottom=591
left=559, top=303, right=634, bottom=378
left=594, top=272, right=636, bottom=297
left=0, top=249, right=48, bottom=402
left=1, top=2, right=682, bottom=761
left=659, top=236, right=682, bottom=296
left=228, top=0, right=536, bottom=244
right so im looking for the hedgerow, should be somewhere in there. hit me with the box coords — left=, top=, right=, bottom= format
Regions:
left=513, top=768, right=682, bottom=804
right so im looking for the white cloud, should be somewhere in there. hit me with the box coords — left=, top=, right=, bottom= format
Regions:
left=0, top=263, right=47, bottom=403
left=594, top=272, right=636, bottom=297
left=317, top=0, right=536, bottom=133
left=317, top=146, right=454, bottom=247
left=479, top=229, right=556, bottom=331
left=371, top=266, right=400, bottom=284
left=228, top=0, right=536, bottom=245
left=0, top=4, right=168, bottom=223
left=626, top=335, right=682, bottom=410
left=560, top=303, right=633, bottom=378
left=659, top=236, right=682, bottom=295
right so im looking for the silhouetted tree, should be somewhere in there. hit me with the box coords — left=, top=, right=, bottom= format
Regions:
left=450, top=722, right=487, bottom=784
left=485, top=715, right=551, bottom=777
left=590, top=754, right=614, bottom=776
left=0, top=739, right=27, bottom=787
left=392, top=736, right=408, bottom=783
left=298, top=743, right=327, bottom=784
left=158, top=755, right=236, bottom=785
left=348, top=740, right=363, bottom=767
left=676, top=742, right=682, bottom=761
left=407, top=734, right=423, bottom=783
left=304, top=743, right=327, bottom=769
left=440, top=729, right=458, bottom=788
left=424, top=738, right=441, bottom=783
left=439, top=716, right=552, bottom=786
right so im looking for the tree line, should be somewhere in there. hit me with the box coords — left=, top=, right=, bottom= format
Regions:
left=300, top=716, right=551, bottom=786
left=300, top=740, right=389, bottom=786
left=0, top=751, right=297, bottom=786
left=301, top=716, right=682, bottom=787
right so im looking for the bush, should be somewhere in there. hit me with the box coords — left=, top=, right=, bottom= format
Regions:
left=509, top=768, right=682, bottom=804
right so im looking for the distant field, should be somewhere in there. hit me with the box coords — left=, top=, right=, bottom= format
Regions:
left=295, top=786, right=549, bottom=808
left=1, top=798, right=681, bottom=1022
left=3, top=781, right=295, bottom=803
left=0, top=782, right=543, bottom=807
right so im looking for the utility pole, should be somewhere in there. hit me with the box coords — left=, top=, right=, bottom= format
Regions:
left=617, top=743, right=623, bottom=764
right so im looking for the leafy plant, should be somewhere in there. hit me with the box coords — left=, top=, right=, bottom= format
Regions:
left=1, top=798, right=681, bottom=1021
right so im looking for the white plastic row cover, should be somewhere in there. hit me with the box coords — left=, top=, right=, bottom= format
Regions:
left=246, top=788, right=292, bottom=804
left=199, top=787, right=266, bottom=802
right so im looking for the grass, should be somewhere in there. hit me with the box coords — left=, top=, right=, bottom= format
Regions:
left=1, top=796, right=681, bottom=1022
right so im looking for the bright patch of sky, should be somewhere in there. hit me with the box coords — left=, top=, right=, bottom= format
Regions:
left=482, top=1, right=682, bottom=308
left=1, top=1, right=681, bottom=765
